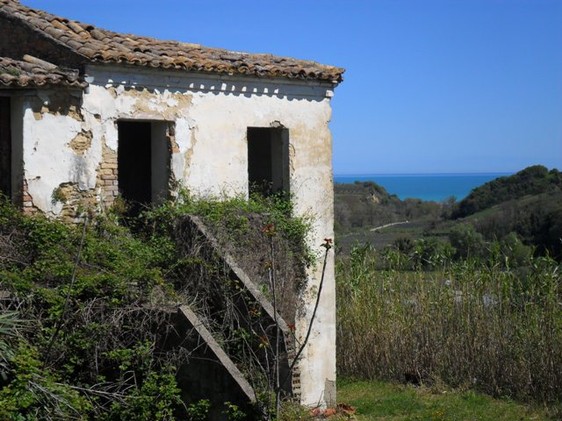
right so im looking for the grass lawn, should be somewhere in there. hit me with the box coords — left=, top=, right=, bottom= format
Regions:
left=337, top=379, right=557, bottom=421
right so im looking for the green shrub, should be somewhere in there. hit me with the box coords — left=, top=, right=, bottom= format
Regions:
left=186, top=399, right=210, bottom=421
left=106, top=369, right=182, bottom=421
left=0, top=343, right=92, bottom=420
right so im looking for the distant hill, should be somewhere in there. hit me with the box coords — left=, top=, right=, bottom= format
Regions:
left=452, top=165, right=562, bottom=218
left=334, top=167, right=562, bottom=259
left=334, top=181, right=445, bottom=251
left=450, top=165, right=562, bottom=259
left=334, top=181, right=442, bottom=231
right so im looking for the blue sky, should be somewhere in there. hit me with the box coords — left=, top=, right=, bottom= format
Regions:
left=22, top=0, right=562, bottom=174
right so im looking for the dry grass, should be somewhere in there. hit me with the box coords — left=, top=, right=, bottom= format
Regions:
left=337, top=246, right=562, bottom=409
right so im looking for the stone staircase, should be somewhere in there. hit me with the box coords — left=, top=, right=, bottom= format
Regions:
left=172, top=215, right=300, bottom=415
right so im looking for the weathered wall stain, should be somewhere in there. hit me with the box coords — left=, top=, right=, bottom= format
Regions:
left=12, top=65, right=337, bottom=406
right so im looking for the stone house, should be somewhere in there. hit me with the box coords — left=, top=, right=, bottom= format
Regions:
left=0, top=0, right=344, bottom=408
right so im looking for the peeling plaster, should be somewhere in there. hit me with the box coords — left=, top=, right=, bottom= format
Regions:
left=173, top=118, right=192, bottom=181
left=20, top=66, right=337, bottom=406
left=68, top=130, right=92, bottom=154
left=24, top=109, right=81, bottom=214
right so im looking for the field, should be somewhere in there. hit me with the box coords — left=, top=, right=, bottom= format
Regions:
left=335, top=245, right=561, bottom=417
left=337, top=379, right=555, bottom=420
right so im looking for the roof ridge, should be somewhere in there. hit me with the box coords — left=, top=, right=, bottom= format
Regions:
left=0, top=0, right=344, bottom=83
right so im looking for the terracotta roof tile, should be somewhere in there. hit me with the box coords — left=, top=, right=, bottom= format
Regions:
left=0, top=0, right=344, bottom=84
left=0, top=55, right=87, bottom=88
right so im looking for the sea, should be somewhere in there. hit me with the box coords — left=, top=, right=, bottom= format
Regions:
left=334, top=173, right=512, bottom=202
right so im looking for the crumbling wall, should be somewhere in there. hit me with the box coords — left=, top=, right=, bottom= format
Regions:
left=19, top=66, right=337, bottom=406
left=18, top=89, right=99, bottom=221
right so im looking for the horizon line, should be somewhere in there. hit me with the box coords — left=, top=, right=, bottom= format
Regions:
left=334, top=171, right=514, bottom=177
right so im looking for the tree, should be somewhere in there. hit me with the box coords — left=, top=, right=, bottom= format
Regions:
left=448, top=224, right=487, bottom=260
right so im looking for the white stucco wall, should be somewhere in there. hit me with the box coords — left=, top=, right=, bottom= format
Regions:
left=19, top=66, right=338, bottom=406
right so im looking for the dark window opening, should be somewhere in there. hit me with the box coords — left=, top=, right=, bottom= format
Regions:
left=117, top=121, right=170, bottom=217
left=0, top=97, right=11, bottom=199
left=247, top=127, right=289, bottom=197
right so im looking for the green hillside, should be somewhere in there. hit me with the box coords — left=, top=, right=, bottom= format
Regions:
left=450, top=166, right=562, bottom=259
left=453, top=165, right=562, bottom=218
left=334, top=166, right=562, bottom=260
left=334, top=181, right=444, bottom=251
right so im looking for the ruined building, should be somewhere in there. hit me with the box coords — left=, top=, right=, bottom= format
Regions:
left=0, top=0, right=344, bottom=408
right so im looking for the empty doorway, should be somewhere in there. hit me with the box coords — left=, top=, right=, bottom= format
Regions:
left=0, top=97, right=11, bottom=198
left=247, top=127, right=289, bottom=196
left=117, top=121, right=170, bottom=216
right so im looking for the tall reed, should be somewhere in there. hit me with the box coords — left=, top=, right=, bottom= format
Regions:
left=337, top=245, right=562, bottom=405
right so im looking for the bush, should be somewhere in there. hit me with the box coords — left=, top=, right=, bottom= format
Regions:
left=0, top=200, right=186, bottom=418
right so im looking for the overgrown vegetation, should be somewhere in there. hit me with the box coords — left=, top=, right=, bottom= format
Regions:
left=140, top=191, right=312, bottom=324
left=0, top=197, right=185, bottom=419
left=0, top=192, right=313, bottom=420
left=337, top=243, right=562, bottom=414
